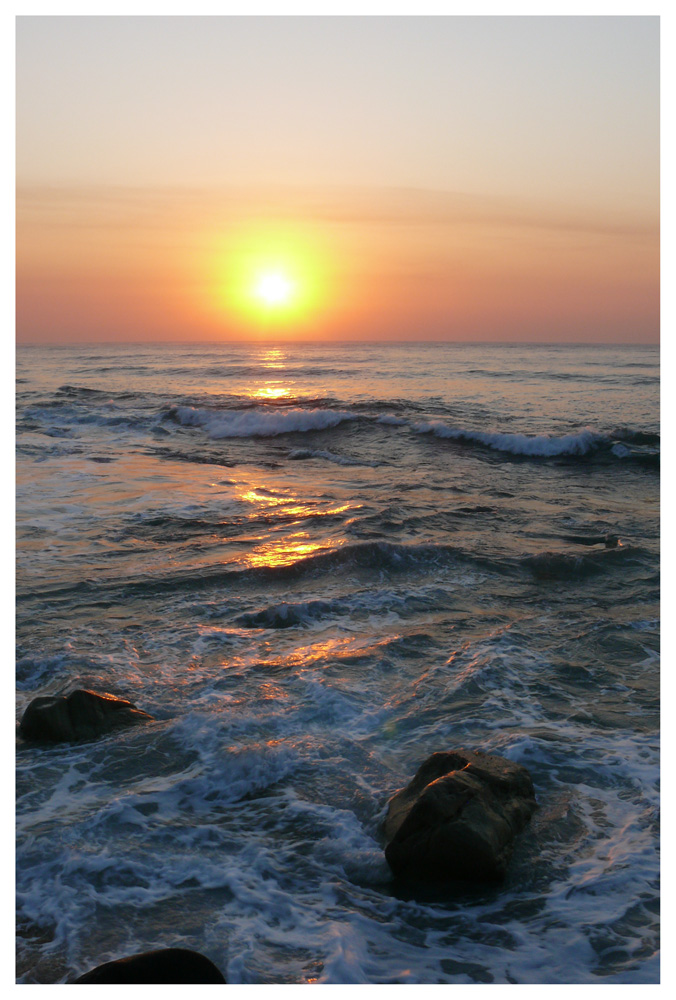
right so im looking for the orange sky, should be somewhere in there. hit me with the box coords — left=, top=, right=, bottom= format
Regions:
left=15, top=16, right=659, bottom=344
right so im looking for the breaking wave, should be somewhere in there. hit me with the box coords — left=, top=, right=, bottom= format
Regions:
left=167, top=405, right=356, bottom=438
left=414, top=422, right=605, bottom=456
left=413, top=420, right=659, bottom=465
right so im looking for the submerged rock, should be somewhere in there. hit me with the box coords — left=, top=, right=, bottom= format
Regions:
left=73, top=947, right=226, bottom=984
left=384, top=749, right=536, bottom=883
left=19, top=688, right=154, bottom=743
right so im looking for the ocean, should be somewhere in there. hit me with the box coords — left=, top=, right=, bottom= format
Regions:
left=15, top=341, right=659, bottom=984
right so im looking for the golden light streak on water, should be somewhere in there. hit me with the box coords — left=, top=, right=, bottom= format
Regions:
left=245, top=533, right=339, bottom=569
left=257, top=637, right=356, bottom=669
left=260, top=348, right=287, bottom=369
left=252, top=384, right=291, bottom=400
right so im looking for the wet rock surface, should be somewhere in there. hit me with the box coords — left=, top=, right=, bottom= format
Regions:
left=384, top=749, right=537, bottom=883
left=19, top=688, right=154, bottom=742
left=73, top=947, right=226, bottom=984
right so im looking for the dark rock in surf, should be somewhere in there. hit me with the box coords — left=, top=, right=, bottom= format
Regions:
left=19, top=688, right=154, bottom=743
left=73, top=947, right=226, bottom=984
left=384, top=749, right=536, bottom=883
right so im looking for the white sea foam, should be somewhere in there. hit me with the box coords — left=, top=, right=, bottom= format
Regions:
left=172, top=406, right=355, bottom=438
left=377, top=414, right=408, bottom=426
left=414, top=420, right=605, bottom=456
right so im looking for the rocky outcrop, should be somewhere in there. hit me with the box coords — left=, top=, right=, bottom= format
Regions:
left=73, top=948, right=226, bottom=984
left=384, top=749, right=536, bottom=883
left=19, top=688, right=154, bottom=743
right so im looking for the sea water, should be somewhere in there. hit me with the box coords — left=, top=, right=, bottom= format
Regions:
left=15, top=341, right=659, bottom=984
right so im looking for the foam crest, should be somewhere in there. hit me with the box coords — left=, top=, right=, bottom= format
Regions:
left=170, top=405, right=355, bottom=438
left=16, top=651, right=77, bottom=691
left=376, top=414, right=408, bottom=426
left=414, top=421, right=604, bottom=456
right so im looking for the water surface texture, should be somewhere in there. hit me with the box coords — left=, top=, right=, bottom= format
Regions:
left=16, top=342, right=659, bottom=983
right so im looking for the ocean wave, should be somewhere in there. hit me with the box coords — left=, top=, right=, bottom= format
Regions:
left=376, top=414, right=408, bottom=426
left=145, top=445, right=237, bottom=468
left=16, top=651, right=85, bottom=691
left=56, top=384, right=144, bottom=402
left=16, top=441, right=84, bottom=459
left=464, top=367, right=623, bottom=382
left=16, top=541, right=470, bottom=608
left=167, top=405, right=356, bottom=439
left=21, top=402, right=147, bottom=432
left=610, top=446, right=659, bottom=468
left=234, top=587, right=456, bottom=631
left=17, top=528, right=650, bottom=611
left=288, top=447, right=381, bottom=467
left=56, top=385, right=110, bottom=397
left=244, top=539, right=465, bottom=580
left=521, top=545, right=639, bottom=581
left=235, top=599, right=341, bottom=629
left=414, top=421, right=605, bottom=457
left=612, top=427, right=660, bottom=446
left=413, top=420, right=659, bottom=466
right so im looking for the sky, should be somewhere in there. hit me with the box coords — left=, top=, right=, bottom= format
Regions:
left=15, top=14, right=660, bottom=344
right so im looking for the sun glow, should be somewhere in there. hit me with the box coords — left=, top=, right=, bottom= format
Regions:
left=254, top=272, right=294, bottom=307
left=203, top=222, right=333, bottom=336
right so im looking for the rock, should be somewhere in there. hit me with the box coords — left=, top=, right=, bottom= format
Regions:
left=384, top=749, right=536, bottom=883
left=19, top=688, right=154, bottom=742
left=73, top=947, right=226, bottom=984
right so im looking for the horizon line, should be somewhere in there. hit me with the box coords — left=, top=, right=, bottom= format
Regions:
left=15, top=338, right=659, bottom=349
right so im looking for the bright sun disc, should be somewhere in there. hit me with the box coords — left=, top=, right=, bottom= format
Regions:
left=203, top=220, right=335, bottom=336
left=255, top=272, right=294, bottom=306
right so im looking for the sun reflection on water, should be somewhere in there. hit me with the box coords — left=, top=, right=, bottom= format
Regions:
left=230, top=474, right=356, bottom=569
left=247, top=348, right=297, bottom=400
left=238, top=486, right=354, bottom=520
left=246, top=533, right=338, bottom=569
left=252, top=384, right=291, bottom=400
left=239, top=489, right=290, bottom=507
left=260, top=348, right=286, bottom=369
left=257, top=636, right=355, bottom=668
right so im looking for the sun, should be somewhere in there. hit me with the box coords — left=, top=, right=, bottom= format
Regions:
left=201, top=220, right=336, bottom=336
left=254, top=272, right=295, bottom=308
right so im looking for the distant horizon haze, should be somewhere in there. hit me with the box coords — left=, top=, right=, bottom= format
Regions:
left=16, top=338, right=659, bottom=349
